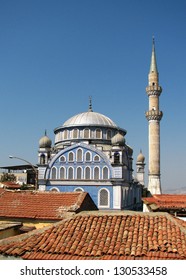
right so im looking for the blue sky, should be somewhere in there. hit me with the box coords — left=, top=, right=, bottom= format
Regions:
left=0, top=0, right=186, bottom=192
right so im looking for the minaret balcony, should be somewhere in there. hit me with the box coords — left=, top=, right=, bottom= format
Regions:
left=145, top=110, right=163, bottom=121
left=146, top=85, right=162, bottom=96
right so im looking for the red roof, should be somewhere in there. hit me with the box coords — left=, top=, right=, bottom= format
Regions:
left=0, top=181, right=21, bottom=189
left=143, top=194, right=186, bottom=211
left=0, top=212, right=185, bottom=260
left=0, top=189, right=97, bottom=220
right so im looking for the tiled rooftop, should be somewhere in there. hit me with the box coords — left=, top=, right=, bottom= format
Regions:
left=0, top=189, right=97, bottom=220
left=143, top=194, right=186, bottom=211
left=0, top=212, right=185, bottom=260
left=0, top=181, right=21, bottom=189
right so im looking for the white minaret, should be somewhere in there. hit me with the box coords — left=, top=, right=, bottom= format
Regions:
left=136, top=150, right=145, bottom=186
left=145, top=38, right=163, bottom=195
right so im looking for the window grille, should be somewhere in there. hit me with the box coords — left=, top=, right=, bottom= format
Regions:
left=51, top=167, right=57, bottom=179
left=103, top=166, right=109, bottom=179
left=69, top=152, right=74, bottom=162
left=60, top=167, right=65, bottom=179
left=85, top=151, right=91, bottom=161
left=96, top=128, right=101, bottom=139
left=99, top=189, right=109, bottom=206
left=94, top=167, right=99, bottom=180
left=84, top=128, right=90, bottom=138
left=85, top=167, right=91, bottom=179
left=68, top=167, right=73, bottom=179
left=77, top=167, right=82, bottom=179
left=73, top=128, right=78, bottom=138
left=77, top=149, right=83, bottom=162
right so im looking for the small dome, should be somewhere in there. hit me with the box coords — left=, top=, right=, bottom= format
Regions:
left=39, top=132, right=52, bottom=148
left=137, top=151, right=145, bottom=163
left=111, top=132, right=125, bottom=146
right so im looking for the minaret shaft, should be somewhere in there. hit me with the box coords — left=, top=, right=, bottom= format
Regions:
left=146, top=39, right=163, bottom=195
left=148, top=120, right=160, bottom=175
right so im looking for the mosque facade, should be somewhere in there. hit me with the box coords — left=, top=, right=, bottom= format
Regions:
left=37, top=100, right=145, bottom=210
left=37, top=39, right=162, bottom=210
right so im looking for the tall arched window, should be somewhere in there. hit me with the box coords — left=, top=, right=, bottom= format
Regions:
left=103, top=166, right=109, bottom=179
left=51, top=167, right=57, bottom=179
left=94, top=167, right=100, bottom=180
left=77, top=149, right=83, bottom=162
left=96, top=128, right=101, bottom=139
left=77, top=167, right=82, bottom=179
left=114, top=152, right=120, bottom=164
left=85, top=151, right=91, bottom=162
left=84, top=128, right=90, bottom=138
left=85, top=166, right=91, bottom=179
left=99, top=189, right=109, bottom=207
left=73, top=128, right=78, bottom=138
left=68, top=167, right=74, bottom=179
left=60, top=167, right=66, bottom=179
left=69, top=152, right=74, bottom=162
left=64, top=130, right=68, bottom=139
left=40, top=154, right=46, bottom=165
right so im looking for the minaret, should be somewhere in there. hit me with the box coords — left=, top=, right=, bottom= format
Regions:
left=145, top=38, right=163, bottom=195
left=136, top=150, right=145, bottom=186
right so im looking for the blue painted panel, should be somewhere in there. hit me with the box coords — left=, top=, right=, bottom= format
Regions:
left=46, top=184, right=114, bottom=209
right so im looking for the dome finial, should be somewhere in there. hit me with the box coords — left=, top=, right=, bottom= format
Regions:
left=88, top=96, right=93, bottom=112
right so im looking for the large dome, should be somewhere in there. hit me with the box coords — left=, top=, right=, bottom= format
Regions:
left=62, top=111, right=118, bottom=128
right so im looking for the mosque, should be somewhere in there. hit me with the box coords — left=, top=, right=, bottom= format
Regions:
left=37, top=39, right=162, bottom=210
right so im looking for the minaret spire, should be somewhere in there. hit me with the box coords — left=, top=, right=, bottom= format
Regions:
left=145, top=39, right=163, bottom=196
left=149, top=37, right=158, bottom=73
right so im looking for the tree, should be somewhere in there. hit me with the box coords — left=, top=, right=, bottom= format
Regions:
left=0, top=172, right=16, bottom=182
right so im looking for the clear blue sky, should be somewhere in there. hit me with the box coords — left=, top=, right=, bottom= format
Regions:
left=0, top=0, right=186, bottom=192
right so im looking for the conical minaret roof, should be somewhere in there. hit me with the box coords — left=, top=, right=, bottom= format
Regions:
left=149, top=37, right=158, bottom=74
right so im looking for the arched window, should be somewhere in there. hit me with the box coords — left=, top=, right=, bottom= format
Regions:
left=68, top=152, right=74, bottom=162
left=94, top=155, right=100, bottom=162
left=103, top=166, right=109, bottom=179
left=84, top=128, right=90, bottom=138
left=73, top=128, right=78, bottom=138
left=64, top=130, right=68, bottom=139
left=96, top=128, right=101, bottom=139
left=106, top=130, right=112, bottom=140
left=60, top=167, right=66, bottom=179
left=94, top=167, right=100, bottom=180
left=77, top=149, right=83, bottom=162
left=74, top=187, right=84, bottom=192
left=50, top=187, right=60, bottom=192
left=114, top=152, right=120, bottom=164
left=85, top=166, right=91, bottom=179
left=99, top=189, right=109, bottom=207
left=85, top=151, right=91, bottom=161
left=51, top=167, right=57, bottom=179
left=40, top=154, right=46, bottom=165
left=77, top=167, right=82, bottom=179
left=68, top=167, right=74, bottom=179
left=60, top=155, right=66, bottom=162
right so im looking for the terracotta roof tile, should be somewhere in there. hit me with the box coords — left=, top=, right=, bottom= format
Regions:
left=143, top=194, right=186, bottom=211
left=0, top=212, right=185, bottom=260
left=0, top=182, right=21, bottom=189
left=0, top=189, right=97, bottom=220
